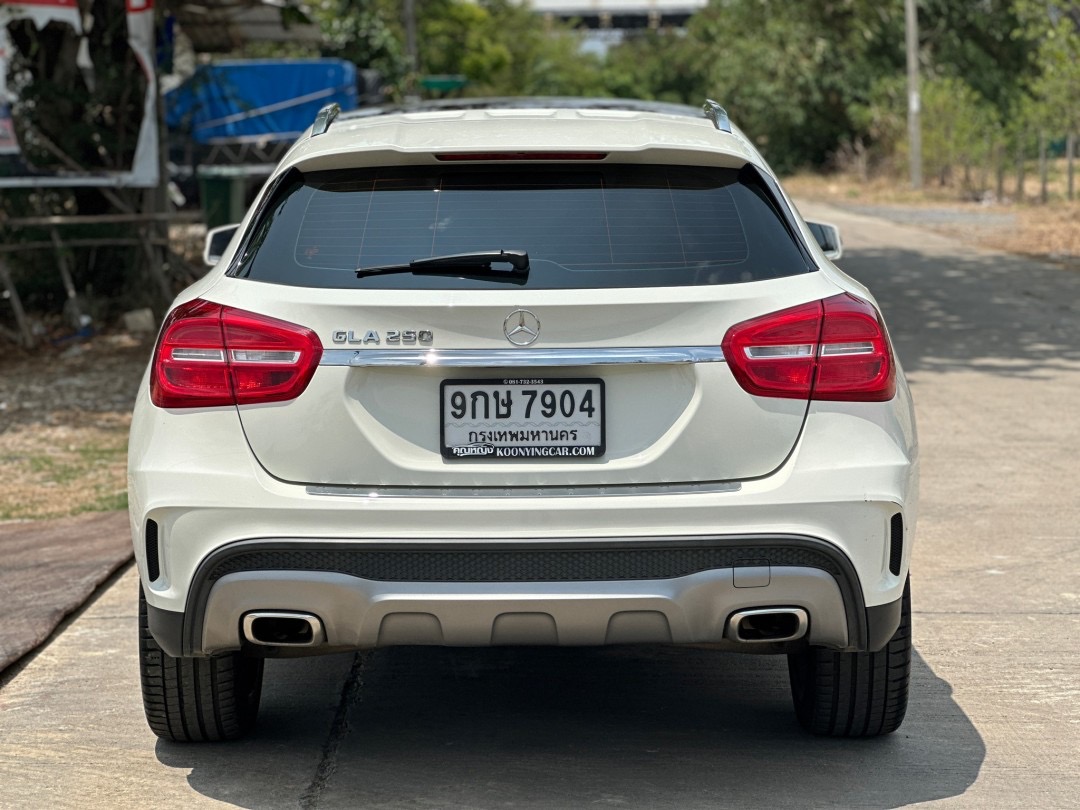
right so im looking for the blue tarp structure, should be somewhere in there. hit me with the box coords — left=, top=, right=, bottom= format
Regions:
left=165, top=59, right=358, bottom=144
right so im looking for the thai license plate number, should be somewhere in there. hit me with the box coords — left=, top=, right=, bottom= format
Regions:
left=441, top=378, right=605, bottom=460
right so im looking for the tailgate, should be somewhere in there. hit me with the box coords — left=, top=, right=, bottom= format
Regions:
left=209, top=275, right=841, bottom=488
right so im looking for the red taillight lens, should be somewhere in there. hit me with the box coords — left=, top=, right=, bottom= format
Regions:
left=151, top=300, right=232, bottom=408
left=150, top=300, right=323, bottom=408
left=721, top=300, right=821, bottom=398
left=814, top=294, right=895, bottom=401
left=721, top=294, right=895, bottom=402
left=222, top=309, right=323, bottom=405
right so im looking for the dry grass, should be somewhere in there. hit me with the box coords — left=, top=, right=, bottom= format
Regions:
left=784, top=171, right=960, bottom=206
left=0, top=335, right=147, bottom=521
left=1000, top=207, right=1080, bottom=263
left=785, top=170, right=1080, bottom=268
left=0, top=411, right=130, bottom=520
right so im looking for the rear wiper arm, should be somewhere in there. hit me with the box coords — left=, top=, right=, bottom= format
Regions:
left=356, top=250, right=529, bottom=278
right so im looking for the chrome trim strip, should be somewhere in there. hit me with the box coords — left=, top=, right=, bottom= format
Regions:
left=320, top=346, right=727, bottom=368
left=306, top=481, right=741, bottom=499
left=230, top=349, right=301, bottom=364
left=820, top=342, right=875, bottom=357
left=745, top=344, right=814, bottom=359
left=171, top=348, right=226, bottom=363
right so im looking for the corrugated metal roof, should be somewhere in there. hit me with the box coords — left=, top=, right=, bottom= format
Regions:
left=173, top=1, right=321, bottom=53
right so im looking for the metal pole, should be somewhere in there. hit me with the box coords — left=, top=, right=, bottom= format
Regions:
left=404, top=0, right=419, bottom=100
left=144, top=40, right=175, bottom=309
left=905, top=0, right=922, bottom=190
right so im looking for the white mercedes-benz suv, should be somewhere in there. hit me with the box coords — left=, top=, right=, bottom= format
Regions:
left=130, top=98, right=917, bottom=742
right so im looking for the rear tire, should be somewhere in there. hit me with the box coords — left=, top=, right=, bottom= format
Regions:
left=139, top=586, right=263, bottom=742
left=788, top=578, right=911, bottom=737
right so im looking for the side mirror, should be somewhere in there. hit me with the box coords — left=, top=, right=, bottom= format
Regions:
left=203, top=224, right=240, bottom=267
left=805, top=221, right=843, bottom=262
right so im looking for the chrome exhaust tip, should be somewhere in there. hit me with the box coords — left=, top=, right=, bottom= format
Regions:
left=726, top=608, right=809, bottom=643
left=242, top=611, right=325, bottom=647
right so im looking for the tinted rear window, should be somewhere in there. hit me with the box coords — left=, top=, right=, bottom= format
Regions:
left=231, top=164, right=813, bottom=289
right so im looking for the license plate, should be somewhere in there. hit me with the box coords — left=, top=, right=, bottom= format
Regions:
left=441, top=378, right=605, bottom=460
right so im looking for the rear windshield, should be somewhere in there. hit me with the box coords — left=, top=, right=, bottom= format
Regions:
left=230, top=164, right=814, bottom=289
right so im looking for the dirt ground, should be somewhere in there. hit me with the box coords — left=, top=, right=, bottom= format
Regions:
left=0, top=335, right=149, bottom=520
left=784, top=172, right=1080, bottom=269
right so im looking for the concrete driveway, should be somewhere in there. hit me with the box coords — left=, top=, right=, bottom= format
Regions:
left=1, top=203, right=1077, bottom=809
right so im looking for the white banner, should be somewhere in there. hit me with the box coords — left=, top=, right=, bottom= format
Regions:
left=0, top=0, right=159, bottom=186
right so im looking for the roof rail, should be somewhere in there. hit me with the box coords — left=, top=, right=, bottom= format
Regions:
left=337, top=97, right=707, bottom=123
left=311, top=103, right=341, bottom=137
left=702, top=99, right=731, bottom=133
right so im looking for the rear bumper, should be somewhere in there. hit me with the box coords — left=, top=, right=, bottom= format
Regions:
left=145, top=535, right=903, bottom=657
left=131, top=377, right=917, bottom=656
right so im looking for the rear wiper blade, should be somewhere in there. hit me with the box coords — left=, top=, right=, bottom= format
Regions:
left=356, top=250, right=529, bottom=278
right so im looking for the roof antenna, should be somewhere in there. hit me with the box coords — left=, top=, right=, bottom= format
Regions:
left=702, top=99, right=731, bottom=133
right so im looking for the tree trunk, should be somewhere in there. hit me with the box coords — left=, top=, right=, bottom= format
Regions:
left=854, top=136, right=868, bottom=183
left=1068, top=133, right=1076, bottom=202
left=995, top=143, right=1005, bottom=203
left=1015, top=137, right=1026, bottom=201
left=1038, top=131, right=1048, bottom=204
left=0, top=258, right=35, bottom=348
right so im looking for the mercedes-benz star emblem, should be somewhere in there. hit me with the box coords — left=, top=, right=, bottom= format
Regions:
left=503, top=309, right=541, bottom=346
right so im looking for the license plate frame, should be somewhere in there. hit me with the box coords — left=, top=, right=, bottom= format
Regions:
left=440, top=377, right=605, bottom=461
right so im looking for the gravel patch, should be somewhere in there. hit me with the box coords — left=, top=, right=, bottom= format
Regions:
left=839, top=204, right=1017, bottom=232
left=0, top=334, right=149, bottom=430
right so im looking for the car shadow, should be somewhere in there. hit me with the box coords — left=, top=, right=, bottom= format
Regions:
left=158, top=644, right=983, bottom=809
left=838, top=247, right=1080, bottom=379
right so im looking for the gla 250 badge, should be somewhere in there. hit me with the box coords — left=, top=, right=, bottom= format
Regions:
left=332, top=329, right=433, bottom=345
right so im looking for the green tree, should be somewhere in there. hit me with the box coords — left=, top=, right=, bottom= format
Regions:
left=602, top=28, right=705, bottom=105
left=1014, top=1, right=1080, bottom=135
left=603, top=0, right=1036, bottom=173
left=658, top=0, right=906, bottom=172
left=311, top=0, right=603, bottom=99
left=919, top=75, right=1000, bottom=190
left=313, top=0, right=409, bottom=94
left=419, top=0, right=604, bottom=97
left=920, top=0, right=1032, bottom=115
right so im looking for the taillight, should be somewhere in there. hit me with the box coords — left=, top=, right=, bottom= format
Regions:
left=813, top=294, right=895, bottom=401
left=721, top=294, right=895, bottom=402
left=151, top=300, right=231, bottom=408
left=721, top=300, right=821, bottom=398
left=150, top=300, right=322, bottom=408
